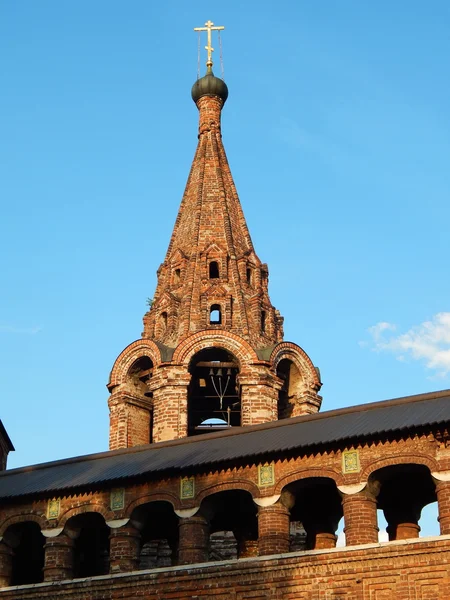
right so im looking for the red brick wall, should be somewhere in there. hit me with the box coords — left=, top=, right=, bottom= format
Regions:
left=1, top=537, right=449, bottom=599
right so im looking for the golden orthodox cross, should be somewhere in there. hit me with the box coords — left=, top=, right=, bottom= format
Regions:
left=194, top=20, right=225, bottom=68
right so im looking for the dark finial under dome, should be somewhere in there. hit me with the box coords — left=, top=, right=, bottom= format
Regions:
left=191, top=66, right=229, bottom=104
left=192, top=20, right=228, bottom=104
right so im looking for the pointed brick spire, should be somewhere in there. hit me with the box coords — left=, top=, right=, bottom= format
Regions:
left=143, top=72, right=283, bottom=349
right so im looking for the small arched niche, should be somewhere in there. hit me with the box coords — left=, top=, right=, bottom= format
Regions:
left=276, top=359, right=303, bottom=419
left=209, top=261, right=220, bottom=279
left=187, top=348, right=241, bottom=436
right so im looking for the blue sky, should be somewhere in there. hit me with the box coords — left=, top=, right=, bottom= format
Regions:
left=1, top=0, right=449, bottom=511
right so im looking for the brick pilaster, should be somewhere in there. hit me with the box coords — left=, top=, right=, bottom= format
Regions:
left=258, top=500, right=290, bottom=556
left=436, top=480, right=450, bottom=535
left=178, top=515, right=209, bottom=565
left=43, top=534, right=74, bottom=581
left=342, top=491, right=379, bottom=546
left=109, top=524, right=141, bottom=573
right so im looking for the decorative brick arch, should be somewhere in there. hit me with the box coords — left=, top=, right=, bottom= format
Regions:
left=58, top=503, right=111, bottom=529
left=125, top=492, right=179, bottom=516
left=0, top=513, right=47, bottom=537
left=270, top=342, right=321, bottom=391
left=275, top=468, right=343, bottom=495
left=362, top=454, right=438, bottom=482
left=173, top=331, right=259, bottom=366
left=108, top=339, right=162, bottom=389
left=196, top=480, right=261, bottom=505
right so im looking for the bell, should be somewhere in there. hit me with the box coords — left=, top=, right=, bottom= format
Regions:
left=209, top=368, right=214, bottom=376
left=217, top=368, right=223, bottom=376
left=226, top=368, right=231, bottom=375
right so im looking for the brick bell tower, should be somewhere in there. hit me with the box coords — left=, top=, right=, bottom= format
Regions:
left=108, top=23, right=322, bottom=449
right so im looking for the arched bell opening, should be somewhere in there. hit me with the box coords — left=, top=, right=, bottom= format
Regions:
left=67, top=513, right=110, bottom=577
left=130, top=501, right=178, bottom=568
left=187, top=348, right=241, bottom=436
left=285, top=478, right=342, bottom=550
left=370, top=464, right=437, bottom=541
left=3, top=521, right=44, bottom=585
left=127, top=356, right=154, bottom=398
left=276, top=359, right=303, bottom=419
left=201, top=490, right=258, bottom=560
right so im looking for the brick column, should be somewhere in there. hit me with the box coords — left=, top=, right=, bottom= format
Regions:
left=151, top=368, right=191, bottom=443
left=385, top=506, right=421, bottom=541
left=436, top=480, right=450, bottom=535
left=291, top=390, right=322, bottom=417
left=0, top=541, right=13, bottom=588
left=178, top=515, right=209, bottom=565
left=302, top=507, right=339, bottom=550
left=342, top=491, right=379, bottom=546
left=240, top=367, right=279, bottom=426
left=109, top=524, right=141, bottom=573
left=234, top=526, right=258, bottom=558
left=258, top=500, right=290, bottom=556
left=314, top=531, right=337, bottom=549
left=43, top=534, right=74, bottom=581
left=108, top=393, right=152, bottom=450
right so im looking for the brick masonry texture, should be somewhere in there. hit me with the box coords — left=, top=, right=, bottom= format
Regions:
left=1, top=538, right=450, bottom=599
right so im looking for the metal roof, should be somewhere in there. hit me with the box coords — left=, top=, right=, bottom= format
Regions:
left=0, top=389, right=449, bottom=500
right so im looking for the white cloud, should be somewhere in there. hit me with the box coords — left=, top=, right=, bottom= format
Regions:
left=0, top=324, right=42, bottom=335
left=366, top=312, right=450, bottom=377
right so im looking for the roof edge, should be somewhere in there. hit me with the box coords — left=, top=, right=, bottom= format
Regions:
left=2, top=388, right=449, bottom=478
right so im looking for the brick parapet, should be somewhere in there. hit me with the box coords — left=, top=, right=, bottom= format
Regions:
left=1, top=537, right=450, bottom=598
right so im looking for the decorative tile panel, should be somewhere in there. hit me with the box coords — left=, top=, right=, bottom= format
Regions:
left=110, top=488, right=125, bottom=511
left=180, top=476, right=195, bottom=499
left=258, top=463, right=275, bottom=487
left=342, top=449, right=360, bottom=474
left=47, top=498, right=61, bottom=520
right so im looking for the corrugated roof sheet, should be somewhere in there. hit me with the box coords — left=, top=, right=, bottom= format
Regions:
left=1, top=389, right=449, bottom=500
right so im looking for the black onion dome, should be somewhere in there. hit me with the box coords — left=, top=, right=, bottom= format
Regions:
left=191, top=67, right=229, bottom=104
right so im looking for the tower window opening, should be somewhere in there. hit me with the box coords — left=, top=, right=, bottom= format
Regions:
left=161, top=311, right=168, bottom=331
left=246, top=268, right=252, bottom=285
left=174, top=268, right=181, bottom=283
left=209, top=261, right=220, bottom=279
left=210, top=304, right=222, bottom=324
left=261, top=310, right=266, bottom=332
